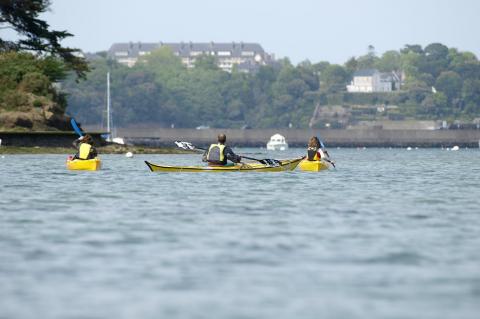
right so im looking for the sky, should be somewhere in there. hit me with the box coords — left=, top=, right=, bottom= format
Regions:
left=31, top=0, right=480, bottom=64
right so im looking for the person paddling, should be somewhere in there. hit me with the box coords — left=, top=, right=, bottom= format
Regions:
left=72, top=134, right=98, bottom=160
left=307, top=136, right=335, bottom=166
left=202, top=133, right=241, bottom=166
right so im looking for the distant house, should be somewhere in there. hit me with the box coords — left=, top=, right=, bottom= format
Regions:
left=347, top=69, right=401, bottom=93
left=107, top=41, right=274, bottom=73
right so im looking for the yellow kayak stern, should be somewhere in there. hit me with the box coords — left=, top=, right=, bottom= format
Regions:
left=298, top=159, right=330, bottom=172
left=66, top=157, right=101, bottom=171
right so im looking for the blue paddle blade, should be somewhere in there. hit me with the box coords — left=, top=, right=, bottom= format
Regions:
left=70, top=118, right=83, bottom=137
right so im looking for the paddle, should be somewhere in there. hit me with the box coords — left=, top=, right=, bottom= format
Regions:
left=70, top=118, right=84, bottom=137
left=317, top=133, right=336, bottom=168
left=175, top=141, right=282, bottom=166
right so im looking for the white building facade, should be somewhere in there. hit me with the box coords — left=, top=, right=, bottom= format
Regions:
left=347, top=69, right=400, bottom=93
left=107, top=42, right=273, bottom=73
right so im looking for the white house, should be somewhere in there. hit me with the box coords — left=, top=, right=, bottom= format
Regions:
left=347, top=69, right=401, bottom=93
left=107, top=42, right=274, bottom=73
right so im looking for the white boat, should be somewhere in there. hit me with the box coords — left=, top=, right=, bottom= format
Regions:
left=266, top=134, right=288, bottom=151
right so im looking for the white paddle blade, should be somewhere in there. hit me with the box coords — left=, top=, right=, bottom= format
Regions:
left=175, top=141, right=196, bottom=150
left=174, top=141, right=185, bottom=149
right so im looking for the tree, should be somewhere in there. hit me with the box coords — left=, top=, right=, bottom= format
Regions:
left=435, top=71, right=462, bottom=101
left=420, top=43, right=450, bottom=78
left=401, top=44, right=424, bottom=55
left=462, top=79, right=480, bottom=114
left=356, top=45, right=379, bottom=70
left=376, top=51, right=401, bottom=72
left=433, top=92, right=449, bottom=115
left=320, top=65, right=347, bottom=92
left=344, top=57, right=358, bottom=78
left=194, top=55, right=219, bottom=70
left=0, top=0, right=88, bottom=78
left=140, top=47, right=184, bottom=84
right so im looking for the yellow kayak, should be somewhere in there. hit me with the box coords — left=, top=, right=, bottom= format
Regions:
left=66, top=157, right=101, bottom=171
left=145, top=158, right=303, bottom=173
left=298, top=159, right=330, bottom=172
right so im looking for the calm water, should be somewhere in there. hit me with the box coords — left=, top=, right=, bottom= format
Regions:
left=0, top=148, right=479, bottom=319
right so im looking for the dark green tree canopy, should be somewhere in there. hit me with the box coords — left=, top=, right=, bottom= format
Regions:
left=0, top=0, right=88, bottom=78
left=62, top=42, right=480, bottom=128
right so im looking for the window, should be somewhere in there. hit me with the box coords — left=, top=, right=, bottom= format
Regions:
left=115, top=51, right=128, bottom=57
left=218, top=51, right=231, bottom=56
left=241, top=51, right=254, bottom=56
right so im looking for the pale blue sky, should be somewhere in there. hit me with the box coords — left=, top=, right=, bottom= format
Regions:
left=37, top=0, right=480, bottom=64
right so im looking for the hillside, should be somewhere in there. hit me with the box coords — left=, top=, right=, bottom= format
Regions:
left=62, top=43, right=480, bottom=129
left=0, top=52, right=71, bottom=131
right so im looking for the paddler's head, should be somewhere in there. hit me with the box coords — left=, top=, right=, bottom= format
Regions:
left=308, top=136, right=320, bottom=149
left=82, top=134, right=92, bottom=143
left=218, top=133, right=226, bottom=144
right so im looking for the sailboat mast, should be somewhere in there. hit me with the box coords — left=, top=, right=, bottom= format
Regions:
left=107, top=72, right=111, bottom=137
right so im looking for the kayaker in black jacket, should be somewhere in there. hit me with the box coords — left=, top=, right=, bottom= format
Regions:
left=72, top=134, right=98, bottom=160
left=202, top=133, right=241, bottom=166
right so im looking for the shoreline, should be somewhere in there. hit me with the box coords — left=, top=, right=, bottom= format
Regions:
left=0, top=145, right=190, bottom=155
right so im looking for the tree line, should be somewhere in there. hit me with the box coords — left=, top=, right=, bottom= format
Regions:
left=2, top=1, right=479, bottom=129
left=62, top=43, right=480, bottom=129
left=2, top=43, right=479, bottom=129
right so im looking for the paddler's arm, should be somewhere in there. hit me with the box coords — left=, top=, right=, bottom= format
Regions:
left=201, top=149, right=208, bottom=162
left=90, top=146, right=98, bottom=158
left=72, top=136, right=83, bottom=149
left=225, top=146, right=241, bottom=163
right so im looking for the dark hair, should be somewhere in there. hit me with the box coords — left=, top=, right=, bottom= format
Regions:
left=308, top=136, right=320, bottom=149
left=218, top=133, right=226, bottom=144
left=83, top=134, right=92, bottom=142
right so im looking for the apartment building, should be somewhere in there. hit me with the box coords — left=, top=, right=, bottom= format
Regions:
left=107, top=41, right=274, bottom=73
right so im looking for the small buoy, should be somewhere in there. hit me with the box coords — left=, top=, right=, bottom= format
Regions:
left=125, top=152, right=133, bottom=158
left=415, top=147, right=419, bottom=150
left=451, top=145, right=460, bottom=151
left=407, top=147, right=412, bottom=151
left=1, top=155, right=5, bottom=159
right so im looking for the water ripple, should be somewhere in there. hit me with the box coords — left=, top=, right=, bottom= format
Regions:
left=1, top=150, right=479, bottom=319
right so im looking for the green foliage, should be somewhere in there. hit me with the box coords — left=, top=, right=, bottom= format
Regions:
left=62, top=42, right=480, bottom=128
left=320, top=65, right=347, bottom=92
left=0, top=0, right=89, bottom=78
left=2, top=90, right=29, bottom=109
left=375, top=51, right=401, bottom=72
left=435, top=71, right=462, bottom=101
left=33, top=99, right=43, bottom=107
left=19, top=72, right=50, bottom=96
left=0, top=51, right=64, bottom=112
left=194, top=55, right=219, bottom=70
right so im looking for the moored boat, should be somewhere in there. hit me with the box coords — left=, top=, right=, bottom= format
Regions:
left=145, top=158, right=302, bottom=173
left=66, top=157, right=101, bottom=171
left=298, top=159, right=330, bottom=172
left=266, top=134, right=288, bottom=151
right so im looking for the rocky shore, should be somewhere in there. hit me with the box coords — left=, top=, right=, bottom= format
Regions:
left=0, top=144, right=189, bottom=155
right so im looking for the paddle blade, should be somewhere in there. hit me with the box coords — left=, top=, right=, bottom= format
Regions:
left=70, top=118, right=83, bottom=137
left=175, top=141, right=196, bottom=150
left=262, top=159, right=281, bottom=167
